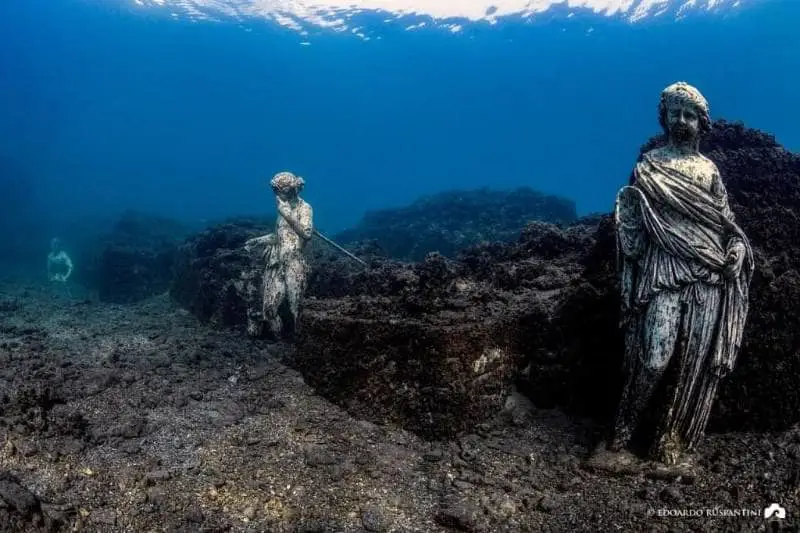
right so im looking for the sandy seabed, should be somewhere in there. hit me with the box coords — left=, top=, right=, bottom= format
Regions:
left=0, top=278, right=796, bottom=533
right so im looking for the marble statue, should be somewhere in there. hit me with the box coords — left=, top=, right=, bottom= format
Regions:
left=47, top=238, right=74, bottom=283
left=593, top=82, right=754, bottom=472
left=244, top=171, right=313, bottom=339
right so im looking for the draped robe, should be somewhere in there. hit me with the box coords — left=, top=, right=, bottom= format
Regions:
left=241, top=200, right=312, bottom=338
left=614, top=151, right=754, bottom=463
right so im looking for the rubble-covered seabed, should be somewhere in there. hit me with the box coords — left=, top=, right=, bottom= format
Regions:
left=0, top=280, right=795, bottom=533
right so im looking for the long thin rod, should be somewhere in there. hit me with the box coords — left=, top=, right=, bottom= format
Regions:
left=313, top=228, right=368, bottom=267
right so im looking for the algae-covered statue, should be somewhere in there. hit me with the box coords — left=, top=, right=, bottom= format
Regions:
left=244, top=171, right=313, bottom=339
left=593, top=82, right=754, bottom=472
left=47, top=238, right=73, bottom=282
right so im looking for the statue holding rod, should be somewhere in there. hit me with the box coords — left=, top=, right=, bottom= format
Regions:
left=243, top=171, right=366, bottom=340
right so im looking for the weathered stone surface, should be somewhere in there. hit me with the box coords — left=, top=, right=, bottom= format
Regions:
left=170, top=120, right=800, bottom=440
left=293, top=120, right=800, bottom=437
left=542, top=120, right=800, bottom=433
left=698, top=122, right=800, bottom=433
left=293, top=283, right=528, bottom=438
left=170, top=218, right=272, bottom=328
left=280, top=227, right=596, bottom=439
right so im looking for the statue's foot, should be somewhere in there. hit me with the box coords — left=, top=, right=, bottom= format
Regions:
left=246, top=320, right=262, bottom=338
left=647, top=454, right=698, bottom=482
left=583, top=442, right=644, bottom=476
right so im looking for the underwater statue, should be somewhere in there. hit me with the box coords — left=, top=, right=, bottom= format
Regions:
left=591, top=82, right=754, bottom=473
left=244, top=171, right=313, bottom=339
left=47, top=238, right=74, bottom=282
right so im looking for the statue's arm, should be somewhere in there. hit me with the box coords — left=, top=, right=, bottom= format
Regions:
left=297, top=204, right=314, bottom=241
left=618, top=224, right=645, bottom=260
left=615, top=185, right=647, bottom=326
left=712, top=168, right=736, bottom=222
left=244, top=234, right=277, bottom=260
left=245, top=234, right=276, bottom=247
left=615, top=186, right=646, bottom=260
left=713, top=169, right=747, bottom=252
left=280, top=203, right=313, bottom=241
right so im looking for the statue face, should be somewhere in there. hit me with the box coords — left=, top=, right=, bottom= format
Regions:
left=275, top=188, right=297, bottom=201
left=665, top=99, right=700, bottom=144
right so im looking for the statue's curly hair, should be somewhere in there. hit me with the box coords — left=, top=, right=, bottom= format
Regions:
left=270, top=171, right=305, bottom=195
left=657, top=81, right=711, bottom=135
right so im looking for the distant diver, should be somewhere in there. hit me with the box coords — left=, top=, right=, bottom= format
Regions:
left=47, top=238, right=74, bottom=283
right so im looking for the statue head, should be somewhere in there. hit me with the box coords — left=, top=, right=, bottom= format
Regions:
left=270, top=171, right=305, bottom=201
left=50, top=237, right=62, bottom=253
left=658, top=82, right=711, bottom=146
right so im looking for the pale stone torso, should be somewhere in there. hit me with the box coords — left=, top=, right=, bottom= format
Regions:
left=647, top=146, right=720, bottom=195
left=633, top=147, right=725, bottom=304
left=275, top=199, right=311, bottom=261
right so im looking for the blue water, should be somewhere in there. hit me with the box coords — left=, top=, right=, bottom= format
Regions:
left=1, top=0, right=797, bottom=244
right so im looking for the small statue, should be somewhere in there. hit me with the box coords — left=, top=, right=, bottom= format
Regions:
left=47, top=238, right=73, bottom=282
left=244, top=171, right=313, bottom=339
left=592, top=82, right=754, bottom=473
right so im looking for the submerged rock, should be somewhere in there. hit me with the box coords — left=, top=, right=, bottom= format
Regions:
left=169, top=217, right=273, bottom=327
left=334, top=187, right=577, bottom=262
left=88, top=211, right=191, bottom=303
left=697, top=121, right=800, bottom=432
left=171, top=120, right=800, bottom=440
left=516, top=120, right=800, bottom=433
left=294, top=120, right=800, bottom=438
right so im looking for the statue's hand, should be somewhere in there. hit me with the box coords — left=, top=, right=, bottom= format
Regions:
left=244, top=237, right=260, bottom=252
left=723, top=241, right=745, bottom=279
left=618, top=226, right=644, bottom=259
left=245, top=234, right=276, bottom=253
left=276, top=197, right=290, bottom=214
left=711, top=363, right=731, bottom=379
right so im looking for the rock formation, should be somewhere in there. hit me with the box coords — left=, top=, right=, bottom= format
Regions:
left=88, top=211, right=192, bottom=303
left=170, top=218, right=273, bottom=326
left=334, top=187, right=577, bottom=261
left=171, top=120, right=800, bottom=441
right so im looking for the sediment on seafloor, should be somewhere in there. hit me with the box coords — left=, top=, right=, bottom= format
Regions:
left=2, top=119, right=800, bottom=532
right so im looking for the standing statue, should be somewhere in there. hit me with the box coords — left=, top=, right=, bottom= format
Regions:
left=592, top=82, right=754, bottom=473
left=244, top=171, right=313, bottom=339
left=47, top=238, right=74, bottom=283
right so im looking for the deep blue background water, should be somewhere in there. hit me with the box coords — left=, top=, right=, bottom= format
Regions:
left=0, top=0, right=797, bottom=249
